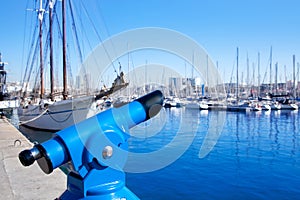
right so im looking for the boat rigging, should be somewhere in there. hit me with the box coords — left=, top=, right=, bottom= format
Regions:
left=18, top=0, right=129, bottom=131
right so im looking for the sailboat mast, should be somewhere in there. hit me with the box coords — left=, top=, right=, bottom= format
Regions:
left=236, top=47, right=239, bottom=102
left=49, top=0, right=54, bottom=101
left=293, top=55, right=296, bottom=98
left=205, top=54, right=208, bottom=88
left=39, top=0, right=44, bottom=99
left=216, top=61, right=219, bottom=92
left=275, top=62, right=278, bottom=94
left=269, top=46, right=272, bottom=93
left=258, top=52, right=260, bottom=97
left=246, top=53, right=249, bottom=96
left=284, top=65, right=287, bottom=92
left=247, top=53, right=249, bottom=86
left=252, top=62, right=255, bottom=97
left=297, top=62, right=300, bottom=97
left=62, top=0, right=68, bottom=100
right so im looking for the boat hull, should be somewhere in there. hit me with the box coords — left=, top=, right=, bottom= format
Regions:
left=227, top=104, right=262, bottom=112
left=185, top=102, right=199, bottom=109
left=18, top=96, right=99, bottom=132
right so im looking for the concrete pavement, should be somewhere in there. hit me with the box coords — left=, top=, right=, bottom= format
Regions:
left=0, top=118, right=66, bottom=200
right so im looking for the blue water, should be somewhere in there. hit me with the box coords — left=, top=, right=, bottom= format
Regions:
left=126, top=108, right=300, bottom=200
left=17, top=108, right=300, bottom=199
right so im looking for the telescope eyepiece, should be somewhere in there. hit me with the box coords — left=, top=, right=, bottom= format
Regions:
left=18, top=147, right=42, bottom=167
left=19, top=149, right=36, bottom=166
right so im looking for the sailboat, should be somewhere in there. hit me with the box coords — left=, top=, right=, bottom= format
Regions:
left=268, top=55, right=298, bottom=111
left=18, top=0, right=128, bottom=132
left=0, top=53, right=9, bottom=102
left=0, top=53, right=20, bottom=114
left=226, top=48, right=262, bottom=112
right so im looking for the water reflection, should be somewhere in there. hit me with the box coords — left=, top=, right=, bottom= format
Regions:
left=129, top=109, right=300, bottom=199
left=198, top=110, right=226, bottom=158
left=235, top=113, right=240, bottom=167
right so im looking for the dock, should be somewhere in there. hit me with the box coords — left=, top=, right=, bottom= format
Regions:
left=0, top=118, right=66, bottom=200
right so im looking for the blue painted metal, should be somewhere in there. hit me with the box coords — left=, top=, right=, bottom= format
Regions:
left=19, top=90, right=163, bottom=199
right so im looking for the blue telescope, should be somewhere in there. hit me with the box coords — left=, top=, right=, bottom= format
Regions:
left=19, top=90, right=164, bottom=199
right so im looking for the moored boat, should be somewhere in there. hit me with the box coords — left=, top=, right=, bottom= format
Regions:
left=0, top=53, right=20, bottom=116
left=18, top=0, right=128, bottom=131
left=185, top=102, right=200, bottom=109
left=227, top=101, right=262, bottom=112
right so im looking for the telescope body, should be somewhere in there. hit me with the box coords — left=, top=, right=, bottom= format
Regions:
left=19, top=90, right=163, bottom=199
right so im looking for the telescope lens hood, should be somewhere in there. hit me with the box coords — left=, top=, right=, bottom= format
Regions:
left=35, top=144, right=54, bottom=174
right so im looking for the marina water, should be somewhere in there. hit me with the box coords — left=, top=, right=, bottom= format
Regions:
left=17, top=108, right=300, bottom=199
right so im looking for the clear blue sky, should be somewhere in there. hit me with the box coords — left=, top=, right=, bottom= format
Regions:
left=1, top=0, right=300, bottom=84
